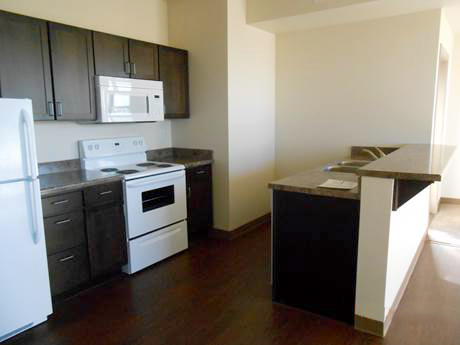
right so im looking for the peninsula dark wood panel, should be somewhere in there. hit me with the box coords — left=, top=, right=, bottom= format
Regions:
left=93, top=31, right=130, bottom=78
left=272, top=190, right=360, bottom=324
left=128, top=39, right=159, bottom=80
left=186, top=165, right=213, bottom=237
left=0, top=12, right=54, bottom=120
left=48, top=22, right=96, bottom=121
left=159, top=46, right=190, bottom=118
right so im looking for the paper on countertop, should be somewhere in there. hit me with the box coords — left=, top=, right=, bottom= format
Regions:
left=318, top=179, right=358, bottom=190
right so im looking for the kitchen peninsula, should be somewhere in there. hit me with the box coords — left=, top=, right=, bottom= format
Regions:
left=269, top=144, right=456, bottom=337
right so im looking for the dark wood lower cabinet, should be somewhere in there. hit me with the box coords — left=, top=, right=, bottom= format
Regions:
left=186, top=165, right=213, bottom=238
left=86, top=204, right=127, bottom=278
left=41, top=181, right=127, bottom=299
left=47, top=245, right=90, bottom=296
left=272, top=190, right=360, bottom=325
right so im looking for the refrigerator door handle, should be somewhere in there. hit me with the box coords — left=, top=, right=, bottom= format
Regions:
left=26, top=179, right=41, bottom=245
left=20, top=109, right=38, bottom=179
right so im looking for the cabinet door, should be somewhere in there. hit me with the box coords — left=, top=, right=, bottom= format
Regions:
left=86, top=204, right=127, bottom=278
left=128, top=39, right=159, bottom=80
left=48, top=22, right=96, bottom=121
left=159, top=46, right=189, bottom=119
left=93, top=31, right=130, bottom=78
left=0, top=12, right=54, bottom=120
left=186, top=165, right=213, bottom=236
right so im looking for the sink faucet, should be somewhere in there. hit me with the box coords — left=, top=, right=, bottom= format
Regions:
left=361, top=148, right=380, bottom=160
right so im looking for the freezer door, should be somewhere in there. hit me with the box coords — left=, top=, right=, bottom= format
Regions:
left=0, top=179, right=52, bottom=341
left=0, top=99, right=38, bottom=182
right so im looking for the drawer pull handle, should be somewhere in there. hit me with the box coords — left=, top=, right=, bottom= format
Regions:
left=52, top=199, right=69, bottom=205
left=55, top=219, right=72, bottom=225
left=98, top=190, right=113, bottom=196
left=59, top=255, right=75, bottom=263
left=196, top=170, right=206, bottom=175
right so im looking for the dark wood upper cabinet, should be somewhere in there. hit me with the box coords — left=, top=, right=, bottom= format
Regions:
left=159, top=46, right=189, bottom=119
left=48, top=22, right=96, bottom=121
left=93, top=31, right=130, bottom=78
left=0, top=12, right=54, bottom=120
left=0, top=10, right=189, bottom=121
left=128, top=39, right=159, bottom=80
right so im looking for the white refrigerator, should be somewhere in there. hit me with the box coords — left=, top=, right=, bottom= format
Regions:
left=0, top=99, right=52, bottom=342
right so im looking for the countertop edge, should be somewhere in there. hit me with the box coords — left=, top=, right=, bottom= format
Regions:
left=40, top=176, right=123, bottom=198
left=269, top=183, right=360, bottom=200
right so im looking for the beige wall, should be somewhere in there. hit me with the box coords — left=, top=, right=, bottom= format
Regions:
left=227, top=0, right=276, bottom=230
left=168, top=0, right=230, bottom=230
left=247, top=0, right=372, bottom=23
left=442, top=34, right=460, bottom=199
left=0, top=0, right=171, bottom=162
left=168, top=0, right=276, bottom=231
left=275, top=11, right=441, bottom=179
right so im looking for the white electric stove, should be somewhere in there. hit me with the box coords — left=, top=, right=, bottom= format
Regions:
left=79, top=136, right=188, bottom=274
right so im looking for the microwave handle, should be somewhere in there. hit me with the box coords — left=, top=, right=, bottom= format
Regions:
left=126, top=170, right=184, bottom=189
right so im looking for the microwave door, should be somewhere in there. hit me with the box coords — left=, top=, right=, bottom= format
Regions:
left=99, top=86, right=164, bottom=123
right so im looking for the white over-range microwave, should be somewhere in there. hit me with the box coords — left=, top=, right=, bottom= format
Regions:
left=95, top=76, right=165, bottom=123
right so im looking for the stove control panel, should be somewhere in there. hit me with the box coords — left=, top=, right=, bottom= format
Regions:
left=79, top=136, right=147, bottom=159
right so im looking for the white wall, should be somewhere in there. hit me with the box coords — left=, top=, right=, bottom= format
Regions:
left=275, top=11, right=441, bottom=179
left=168, top=0, right=230, bottom=230
left=227, top=0, right=276, bottom=230
left=356, top=176, right=429, bottom=330
left=0, top=0, right=171, bottom=163
left=442, top=34, right=460, bottom=199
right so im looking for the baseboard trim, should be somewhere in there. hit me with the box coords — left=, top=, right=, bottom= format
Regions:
left=355, top=234, right=427, bottom=337
left=440, top=197, right=460, bottom=205
left=354, top=315, right=384, bottom=337
left=210, top=213, right=270, bottom=240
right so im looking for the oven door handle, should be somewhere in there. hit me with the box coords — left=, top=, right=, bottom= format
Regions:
left=126, top=170, right=184, bottom=189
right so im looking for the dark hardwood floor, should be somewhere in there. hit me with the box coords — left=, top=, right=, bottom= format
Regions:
left=6, top=224, right=460, bottom=345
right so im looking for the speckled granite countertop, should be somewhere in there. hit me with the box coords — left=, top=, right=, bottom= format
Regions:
left=356, top=144, right=456, bottom=182
left=39, top=148, right=213, bottom=197
left=39, top=171, right=122, bottom=197
left=268, top=144, right=456, bottom=200
left=146, top=148, right=213, bottom=169
left=269, top=167, right=360, bottom=200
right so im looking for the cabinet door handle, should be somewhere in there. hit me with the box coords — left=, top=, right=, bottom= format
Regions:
left=47, top=101, right=55, bottom=116
left=98, top=190, right=113, bottom=196
left=196, top=170, right=206, bottom=175
left=124, top=61, right=131, bottom=74
left=55, top=219, right=72, bottom=225
left=56, top=102, right=63, bottom=117
left=59, top=255, right=75, bottom=263
left=52, top=199, right=69, bottom=205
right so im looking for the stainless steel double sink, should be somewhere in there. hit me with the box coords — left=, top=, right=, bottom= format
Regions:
left=323, top=160, right=371, bottom=174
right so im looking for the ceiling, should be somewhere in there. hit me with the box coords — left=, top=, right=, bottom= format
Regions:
left=247, top=0, right=460, bottom=33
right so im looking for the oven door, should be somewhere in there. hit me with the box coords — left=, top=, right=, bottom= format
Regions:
left=124, top=170, right=187, bottom=239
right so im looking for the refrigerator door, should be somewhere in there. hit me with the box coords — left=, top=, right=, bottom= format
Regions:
left=0, top=178, right=52, bottom=341
left=0, top=98, right=38, bottom=182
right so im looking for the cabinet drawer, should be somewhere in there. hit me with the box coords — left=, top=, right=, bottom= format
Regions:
left=47, top=245, right=90, bottom=296
left=42, top=191, right=83, bottom=217
left=188, top=165, right=211, bottom=178
left=44, top=211, right=85, bottom=255
left=84, top=181, right=123, bottom=208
